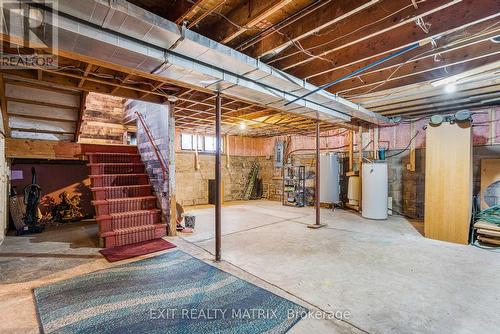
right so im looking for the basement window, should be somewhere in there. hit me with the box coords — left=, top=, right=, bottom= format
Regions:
left=181, top=133, right=194, bottom=150
left=181, top=133, right=224, bottom=153
left=204, top=136, right=216, bottom=152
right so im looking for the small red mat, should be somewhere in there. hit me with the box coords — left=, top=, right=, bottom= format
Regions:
left=99, top=239, right=176, bottom=262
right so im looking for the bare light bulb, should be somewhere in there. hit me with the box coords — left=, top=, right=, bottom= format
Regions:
left=444, top=83, right=457, bottom=93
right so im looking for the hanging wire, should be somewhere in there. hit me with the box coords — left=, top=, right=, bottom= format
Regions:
left=384, top=131, right=419, bottom=158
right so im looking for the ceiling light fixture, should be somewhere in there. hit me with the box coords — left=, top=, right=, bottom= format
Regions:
left=490, top=36, right=500, bottom=43
left=239, top=122, right=247, bottom=130
left=167, top=95, right=178, bottom=103
left=454, top=110, right=472, bottom=122
left=444, top=83, right=457, bottom=93
left=430, top=115, right=444, bottom=126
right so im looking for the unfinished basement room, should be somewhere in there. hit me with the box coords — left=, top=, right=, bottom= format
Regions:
left=0, top=0, right=500, bottom=333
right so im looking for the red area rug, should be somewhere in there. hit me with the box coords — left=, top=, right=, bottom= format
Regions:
left=99, top=239, right=176, bottom=262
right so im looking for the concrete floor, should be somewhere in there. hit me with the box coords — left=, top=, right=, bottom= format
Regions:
left=1, top=201, right=499, bottom=333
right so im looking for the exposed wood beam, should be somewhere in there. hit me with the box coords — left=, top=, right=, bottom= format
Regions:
left=75, top=91, right=88, bottom=142
left=243, top=0, right=379, bottom=58
left=271, top=0, right=458, bottom=70
left=0, top=74, right=11, bottom=137
left=306, top=18, right=500, bottom=82
left=368, top=84, right=500, bottom=112
left=331, top=42, right=500, bottom=93
left=187, top=2, right=225, bottom=29
left=354, top=72, right=500, bottom=106
left=78, top=63, right=92, bottom=88
left=216, top=0, right=293, bottom=44
left=5, top=97, right=79, bottom=110
left=382, top=101, right=499, bottom=116
left=110, top=73, right=132, bottom=95
left=175, top=0, right=205, bottom=25
left=339, top=55, right=500, bottom=96
left=1, top=68, right=166, bottom=104
left=5, top=78, right=81, bottom=95
left=380, top=93, right=500, bottom=116
left=286, top=0, right=500, bottom=82
left=139, top=81, right=164, bottom=99
left=6, top=113, right=76, bottom=123
left=174, top=106, right=320, bottom=134
left=10, top=127, right=75, bottom=135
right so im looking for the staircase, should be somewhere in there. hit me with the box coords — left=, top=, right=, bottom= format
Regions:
left=88, top=150, right=167, bottom=248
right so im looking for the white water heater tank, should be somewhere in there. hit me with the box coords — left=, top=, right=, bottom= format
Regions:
left=362, top=162, right=389, bottom=220
left=320, top=153, right=340, bottom=204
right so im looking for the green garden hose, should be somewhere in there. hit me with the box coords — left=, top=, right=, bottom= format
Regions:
left=477, top=205, right=500, bottom=225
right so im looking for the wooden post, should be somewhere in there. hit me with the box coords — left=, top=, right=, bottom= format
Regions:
left=373, top=127, right=379, bottom=160
left=348, top=130, right=354, bottom=172
left=194, top=134, right=200, bottom=170
left=0, top=75, right=11, bottom=137
left=225, top=134, right=230, bottom=169
left=408, top=122, right=416, bottom=172
left=75, top=91, right=88, bottom=142
left=308, top=121, right=326, bottom=229
left=215, top=92, right=222, bottom=261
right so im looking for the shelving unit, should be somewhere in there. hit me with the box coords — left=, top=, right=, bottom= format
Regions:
left=283, top=165, right=305, bottom=207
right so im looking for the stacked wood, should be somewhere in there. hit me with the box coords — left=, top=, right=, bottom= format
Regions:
left=474, top=221, right=500, bottom=245
left=78, top=93, right=126, bottom=145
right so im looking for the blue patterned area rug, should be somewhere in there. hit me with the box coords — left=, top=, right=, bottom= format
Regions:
left=34, top=250, right=308, bottom=333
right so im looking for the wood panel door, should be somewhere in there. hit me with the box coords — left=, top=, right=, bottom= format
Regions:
left=424, top=122, right=472, bottom=245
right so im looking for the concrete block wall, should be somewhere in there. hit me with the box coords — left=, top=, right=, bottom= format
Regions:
left=133, top=102, right=170, bottom=222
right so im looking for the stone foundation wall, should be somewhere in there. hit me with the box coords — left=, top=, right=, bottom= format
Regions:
left=175, top=153, right=282, bottom=206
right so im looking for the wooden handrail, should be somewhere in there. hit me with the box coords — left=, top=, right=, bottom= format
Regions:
left=135, top=112, right=167, bottom=180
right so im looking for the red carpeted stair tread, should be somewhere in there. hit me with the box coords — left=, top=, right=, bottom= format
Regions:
left=109, top=209, right=161, bottom=218
left=91, top=184, right=152, bottom=200
left=100, top=224, right=167, bottom=248
left=89, top=174, right=149, bottom=187
left=87, top=150, right=166, bottom=248
left=93, top=196, right=157, bottom=216
left=101, top=223, right=166, bottom=237
left=96, top=209, right=161, bottom=234
left=87, top=163, right=145, bottom=175
left=87, top=153, right=142, bottom=164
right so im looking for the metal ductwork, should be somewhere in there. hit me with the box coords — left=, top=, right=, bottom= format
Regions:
left=3, top=0, right=390, bottom=125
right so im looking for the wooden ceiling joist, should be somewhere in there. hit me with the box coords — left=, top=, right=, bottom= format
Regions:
left=285, top=0, right=500, bottom=84
left=243, top=0, right=379, bottom=58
